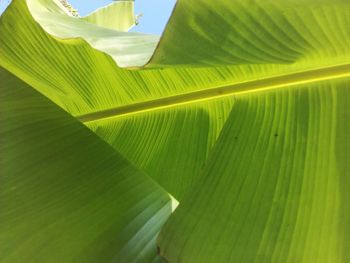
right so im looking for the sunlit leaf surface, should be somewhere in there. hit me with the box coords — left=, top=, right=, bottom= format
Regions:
left=1, top=0, right=350, bottom=262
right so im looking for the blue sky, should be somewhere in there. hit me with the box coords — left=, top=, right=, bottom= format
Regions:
left=0, top=0, right=176, bottom=35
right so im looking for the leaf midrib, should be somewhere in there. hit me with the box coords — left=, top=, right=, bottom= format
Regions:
left=77, top=63, right=350, bottom=123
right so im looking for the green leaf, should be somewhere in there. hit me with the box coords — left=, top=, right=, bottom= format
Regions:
left=82, top=1, right=135, bottom=32
left=85, top=98, right=233, bottom=199
left=25, top=0, right=350, bottom=69
left=1, top=0, right=350, bottom=260
left=2, top=0, right=350, bottom=199
left=158, top=79, right=350, bottom=262
left=27, top=0, right=159, bottom=67
left=0, top=0, right=235, bottom=199
left=148, top=0, right=350, bottom=67
left=0, top=67, right=172, bottom=263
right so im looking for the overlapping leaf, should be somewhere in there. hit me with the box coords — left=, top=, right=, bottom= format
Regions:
left=0, top=0, right=236, bottom=199
left=0, top=68, right=172, bottom=262
left=158, top=79, right=350, bottom=262
left=1, top=0, right=350, bottom=262
left=2, top=0, right=350, bottom=199
left=82, top=1, right=135, bottom=31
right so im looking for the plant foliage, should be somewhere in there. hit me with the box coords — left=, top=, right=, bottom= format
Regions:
left=1, top=0, right=350, bottom=262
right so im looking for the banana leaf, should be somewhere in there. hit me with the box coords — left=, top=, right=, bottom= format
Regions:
left=158, top=78, right=350, bottom=262
left=1, top=0, right=350, bottom=262
left=0, top=67, right=173, bottom=262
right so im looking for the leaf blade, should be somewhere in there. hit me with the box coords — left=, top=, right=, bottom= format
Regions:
left=157, top=78, right=350, bottom=262
left=0, top=67, right=172, bottom=263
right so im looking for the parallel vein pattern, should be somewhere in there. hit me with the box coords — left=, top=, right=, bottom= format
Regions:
left=1, top=1, right=350, bottom=261
left=0, top=0, right=236, bottom=199
left=77, top=63, right=350, bottom=122
left=158, top=79, right=350, bottom=263
left=149, top=0, right=350, bottom=67
left=2, top=0, right=350, bottom=207
left=0, top=68, right=171, bottom=263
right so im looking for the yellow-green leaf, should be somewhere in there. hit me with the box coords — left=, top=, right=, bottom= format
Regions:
left=0, top=67, right=172, bottom=263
